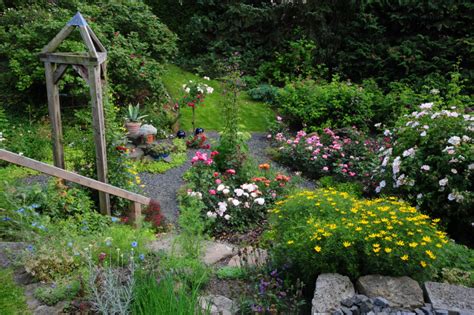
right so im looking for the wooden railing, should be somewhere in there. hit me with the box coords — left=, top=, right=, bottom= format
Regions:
left=0, top=149, right=150, bottom=225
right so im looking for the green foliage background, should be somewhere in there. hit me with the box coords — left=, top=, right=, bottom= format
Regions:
left=148, top=0, right=474, bottom=88
left=0, top=0, right=177, bottom=113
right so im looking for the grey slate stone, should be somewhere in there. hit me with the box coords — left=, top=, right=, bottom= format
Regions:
left=375, top=297, right=391, bottom=308
left=424, top=282, right=474, bottom=314
left=350, top=306, right=360, bottom=315
left=359, top=301, right=373, bottom=313
left=332, top=310, right=344, bottom=315
left=434, top=310, right=448, bottom=315
left=312, top=274, right=355, bottom=314
left=414, top=309, right=425, bottom=315
left=421, top=306, right=433, bottom=315
left=357, top=275, right=424, bottom=309
left=340, top=306, right=353, bottom=315
left=341, top=298, right=354, bottom=308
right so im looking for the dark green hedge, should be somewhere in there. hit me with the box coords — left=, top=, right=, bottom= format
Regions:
left=149, top=0, right=474, bottom=88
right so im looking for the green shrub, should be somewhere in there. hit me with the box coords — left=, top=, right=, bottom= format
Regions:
left=274, top=77, right=377, bottom=131
left=34, top=279, right=81, bottom=306
left=247, top=84, right=279, bottom=104
left=267, top=189, right=454, bottom=281
left=0, top=1, right=177, bottom=113
left=373, top=102, right=473, bottom=245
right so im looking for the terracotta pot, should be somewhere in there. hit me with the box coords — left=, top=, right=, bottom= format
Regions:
left=125, top=121, right=141, bottom=136
left=145, top=134, right=155, bottom=144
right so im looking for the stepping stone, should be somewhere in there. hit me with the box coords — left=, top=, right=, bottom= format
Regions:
left=202, top=241, right=235, bottom=265
left=147, top=235, right=235, bottom=265
left=198, top=295, right=238, bottom=315
left=0, top=241, right=26, bottom=267
left=312, top=273, right=355, bottom=314
left=424, top=282, right=474, bottom=314
left=356, top=275, right=424, bottom=309
left=227, top=246, right=268, bottom=267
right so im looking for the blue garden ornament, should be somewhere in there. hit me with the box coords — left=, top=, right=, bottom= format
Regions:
left=177, top=130, right=186, bottom=139
left=195, top=128, right=204, bottom=135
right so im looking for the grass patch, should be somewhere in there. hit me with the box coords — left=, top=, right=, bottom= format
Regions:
left=162, top=64, right=273, bottom=132
left=0, top=269, right=29, bottom=315
left=135, top=152, right=187, bottom=174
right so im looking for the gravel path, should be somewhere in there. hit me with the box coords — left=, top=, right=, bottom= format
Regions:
left=22, top=132, right=314, bottom=222
left=141, top=132, right=315, bottom=222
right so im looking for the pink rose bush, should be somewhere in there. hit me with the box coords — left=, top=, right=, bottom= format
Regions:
left=183, top=151, right=293, bottom=234
left=270, top=124, right=382, bottom=187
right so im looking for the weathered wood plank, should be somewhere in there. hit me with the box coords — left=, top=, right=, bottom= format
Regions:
left=78, top=25, right=98, bottom=58
left=87, top=25, right=107, bottom=53
left=72, top=65, right=89, bottom=84
left=53, top=64, right=68, bottom=84
left=44, top=62, right=65, bottom=170
left=39, top=53, right=100, bottom=66
left=129, top=202, right=142, bottom=227
left=0, top=149, right=151, bottom=205
left=88, top=65, right=110, bottom=215
left=41, top=25, right=75, bottom=53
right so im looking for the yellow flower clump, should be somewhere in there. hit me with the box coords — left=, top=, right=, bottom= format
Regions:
left=269, top=188, right=447, bottom=271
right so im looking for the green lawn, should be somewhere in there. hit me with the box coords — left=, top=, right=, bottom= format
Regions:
left=162, top=64, right=273, bottom=132
left=0, top=269, right=29, bottom=314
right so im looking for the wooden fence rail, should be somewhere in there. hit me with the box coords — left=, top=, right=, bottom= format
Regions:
left=0, top=149, right=150, bottom=224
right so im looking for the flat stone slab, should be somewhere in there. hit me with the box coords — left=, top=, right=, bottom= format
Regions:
left=424, top=282, right=474, bottom=313
left=312, top=273, right=355, bottom=314
left=198, top=295, right=237, bottom=315
left=128, top=147, right=144, bottom=160
left=147, top=233, right=180, bottom=254
left=356, top=275, right=424, bottom=309
left=227, top=246, right=268, bottom=267
left=203, top=241, right=235, bottom=265
left=147, top=234, right=235, bottom=265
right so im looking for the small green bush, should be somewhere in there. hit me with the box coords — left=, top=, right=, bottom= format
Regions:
left=216, top=266, right=247, bottom=280
left=34, top=280, right=81, bottom=306
left=267, top=189, right=454, bottom=281
left=274, top=77, right=377, bottom=131
left=247, top=84, right=279, bottom=104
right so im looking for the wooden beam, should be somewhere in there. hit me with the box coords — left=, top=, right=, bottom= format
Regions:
left=88, top=64, right=110, bottom=215
left=41, top=25, right=75, bottom=53
left=72, top=65, right=89, bottom=84
left=87, top=25, right=107, bottom=53
left=0, top=149, right=151, bottom=205
left=53, top=64, right=68, bottom=84
left=78, top=25, right=98, bottom=58
left=44, top=62, right=65, bottom=170
left=39, top=53, right=100, bottom=66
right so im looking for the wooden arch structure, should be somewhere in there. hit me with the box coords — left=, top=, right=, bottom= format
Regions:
left=39, top=12, right=110, bottom=215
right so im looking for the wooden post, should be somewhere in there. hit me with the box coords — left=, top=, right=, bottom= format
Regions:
left=129, top=202, right=142, bottom=228
left=44, top=62, right=65, bottom=170
left=88, top=64, right=110, bottom=215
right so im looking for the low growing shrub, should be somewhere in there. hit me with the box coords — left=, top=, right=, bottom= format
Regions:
left=267, top=189, right=453, bottom=282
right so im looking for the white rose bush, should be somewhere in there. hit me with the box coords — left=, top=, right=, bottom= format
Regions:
left=373, top=102, right=473, bottom=242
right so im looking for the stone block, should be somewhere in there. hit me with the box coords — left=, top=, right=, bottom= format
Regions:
left=311, top=273, right=355, bottom=314
left=227, top=247, right=268, bottom=267
left=424, top=282, right=474, bottom=314
left=356, top=275, right=424, bottom=309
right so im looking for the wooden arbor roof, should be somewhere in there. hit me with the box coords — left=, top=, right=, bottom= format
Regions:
left=39, top=12, right=110, bottom=215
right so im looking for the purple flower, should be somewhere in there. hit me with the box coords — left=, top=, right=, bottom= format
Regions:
left=139, top=253, right=145, bottom=261
left=131, top=241, right=138, bottom=248
left=26, top=245, right=35, bottom=252
left=270, top=269, right=278, bottom=277
left=2, top=216, right=11, bottom=221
